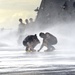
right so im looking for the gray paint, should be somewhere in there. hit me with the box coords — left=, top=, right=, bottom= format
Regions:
left=35, top=0, right=75, bottom=27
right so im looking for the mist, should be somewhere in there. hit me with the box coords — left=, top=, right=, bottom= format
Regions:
left=0, top=20, right=75, bottom=52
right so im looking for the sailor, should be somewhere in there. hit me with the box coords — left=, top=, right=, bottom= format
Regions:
left=38, top=32, right=57, bottom=52
left=29, top=18, right=34, bottom=23
left=23, top=34, right=40, bottom=52
left=25, top=19, right=30, bottom=31
left=18, top=18, right=25, bottom=34
left=25, top=19, right=29, bottom=25
left=18, top=18, right=25, bottom=44
left=25, top=18, right=34, bottom=32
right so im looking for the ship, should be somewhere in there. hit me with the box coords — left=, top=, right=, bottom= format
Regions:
left=35, top=0, right=75, bottom=28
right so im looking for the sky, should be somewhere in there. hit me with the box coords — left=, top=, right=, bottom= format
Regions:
left=0, top=0, right=41, bottom=29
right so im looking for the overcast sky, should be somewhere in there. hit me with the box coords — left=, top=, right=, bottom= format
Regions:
left=0, top=0, right=41, bottom=29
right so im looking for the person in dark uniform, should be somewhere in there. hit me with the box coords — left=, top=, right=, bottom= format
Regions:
left=38, top=32, right=57, bottom=52
left=23, top=34, right=40, bottom=52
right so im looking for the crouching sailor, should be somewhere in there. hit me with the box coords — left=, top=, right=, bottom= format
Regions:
left=38, top=32, right=57, bottom=52
left=23, top=34, right=40, bottom=52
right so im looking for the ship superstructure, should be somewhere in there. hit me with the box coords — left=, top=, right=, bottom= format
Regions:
left=35, top=0, right=75, bottom=27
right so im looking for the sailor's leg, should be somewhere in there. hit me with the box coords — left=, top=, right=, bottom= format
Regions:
left=49, top=45, right=55, bottom=51
left=25, top=46, right=29, bottom=52
left=29, top=46, right=36, bottom=52
left=28, top=42, right=36, bottom=52
left=46, top=45, right=55, bottom=51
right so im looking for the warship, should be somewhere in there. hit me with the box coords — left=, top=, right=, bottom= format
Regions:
left=35, top=0, right=75, bottom=28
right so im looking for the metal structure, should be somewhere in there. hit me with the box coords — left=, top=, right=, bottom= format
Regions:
left=35, top=0, right=75, bottom=27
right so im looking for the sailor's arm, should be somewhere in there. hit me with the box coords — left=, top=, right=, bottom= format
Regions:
left=38, top=40, right=46, bottom=52
left=38, top=39, right=48, bottom=52
left=38, top=43, right=44, bottom=52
